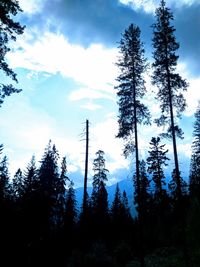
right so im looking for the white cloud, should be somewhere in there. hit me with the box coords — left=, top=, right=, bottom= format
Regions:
left=7, top=30, right=118, bottom=97
left=178, top=143, right=192, bottom=158
left=183, top=77, right=200, bottom=116
left=18, top=0, right=45, bottom=14
left=0, top=95, right=56, bottom=175
left=0, top=94, right=122, bottom=182
left=0, top=93, right=86, bottom=179
left=80, top=102, right=102, bottom=111
left=90, top=115, right=129, bottom=173
left=119, top=0, right=158, bottom=13
left=176, top=62, right=200, bottom=117
left=119, top=0, right=199, bottom=13
left=69, top=87, right=115, bottom=102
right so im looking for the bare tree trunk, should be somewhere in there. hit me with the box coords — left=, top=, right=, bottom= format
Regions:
left=83, top=119, right=89, bottom=214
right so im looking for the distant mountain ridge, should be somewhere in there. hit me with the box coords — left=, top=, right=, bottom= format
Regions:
left=74, top=174, right=189, bottom=218
left=75, top=178, right=136, bottom=217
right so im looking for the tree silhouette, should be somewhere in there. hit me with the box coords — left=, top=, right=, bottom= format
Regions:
left=64, top=180, right=77, bottom=230
left=56, top=156, right=69, bottom=228
left=92, top=150, right=108, bottom=189
left=12, top=168, right=24, bottom=200
left=0, top=138, right=199, bottom=265
left=111, top=184, right=132, bottom=244
left=147, top=137, right=169, bottom=199
left=152, top=0, right=188, bottom=198
left=22, top=155, right=38, bottom=198
left=111, top=183, right=123, bottom=221
left=122, top=190, right=132, bottom=220
left=0, top=151, right=14, bottom=266
left=19, top=155, right=40, bottom=262
left=91, top=150, right=109, bottom=212
left=189, top=102, right=200, bottom=196
left=91, top=150, right=109, bottom=239
left=0, top=154, right=10, bottom=200
left=115, top=24, right=150, bottom=266
left=137, top=160, right=151, bottom=218
left=37, top=140, right=60, bottom=232
left=0, top=0, right=25, bottom=107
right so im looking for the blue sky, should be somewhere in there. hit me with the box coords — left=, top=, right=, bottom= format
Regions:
left=0, top=0, right=200, bottom=187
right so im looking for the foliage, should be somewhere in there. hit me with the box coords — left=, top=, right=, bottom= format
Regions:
left=134, top=160, right=151, bottom=214
left=0, top=139, right=198, bottom=266
left=152, top=0, right=188, bottom=133
left=0, top=0, right=25, bottom=106
left=64, top=180, right=77, bottom=228
left=115, top=23, right=150, bottom=157
left=147, top=137, right=169, bottom=197
left=91, top=150, right=109, bottom=216
left=152, top=0, right=188, bottom=198
left=92, top=150, right=108, bottom=188
left=190, top=102, right=200, bottom=195
left=0, top=155, right=10, bottom=199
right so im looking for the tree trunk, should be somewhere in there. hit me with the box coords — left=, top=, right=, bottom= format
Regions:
left=83, top=119, right=89, bottom=214
left=133, top=84, right=145, bottom=267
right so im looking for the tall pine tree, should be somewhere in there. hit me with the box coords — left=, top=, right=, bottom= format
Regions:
left=152, top=0, right=188, bottom=198
left=115, top=24, right=150, bottom=267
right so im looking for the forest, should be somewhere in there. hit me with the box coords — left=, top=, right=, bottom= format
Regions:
left=1, top=0, right=200, bottom=266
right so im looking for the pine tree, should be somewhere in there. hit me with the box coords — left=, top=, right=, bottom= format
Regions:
left=23, top=155, right=38, bottom=196
left=0, top=0, right=25, bottom=107
left=91, top=150, right=108, bottom=211
left=56, top=156, right=69, bottom=228
left=152, top=0, right=188, bottom=198
left=111, top=184, right=132, bottom=238
left=138, top=160, right=151, bottom=217
left=0, top=155, right=10, bottom=200
left=12, top=168, right=24, bottom=200
left=92, top=150, right=108, bottom=190
left=64, top=180, right=77, bottom=230
left=110, top=184, right=127, bottom=243
left=111, top=183, right=123, bottom=221
left=60, top=156, right=69, bottom=183
left=0, top=155, right=12, bottom=230
left=91, top=150, right=109, bottom=238
left=37, top=140, right=60, bottom=231
left=169, top=169, right=188, bottom=200
left=20, top=155, right=39, bottom=249
left=115, top=25, right=150, bottom=266
left=115, top=22, right=150, bottom=178
left=189, top=102, right=200, bottom=196
left=0, top=151, right=14, bottom=266
left=147, top=137, right=169, bottom=199
left=122, top=190, right=131, bottom=219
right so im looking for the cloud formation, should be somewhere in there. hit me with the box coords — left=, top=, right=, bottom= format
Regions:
left=18, top=0, right=200, bottom=76
left=8, top=31, right=118, bottom=95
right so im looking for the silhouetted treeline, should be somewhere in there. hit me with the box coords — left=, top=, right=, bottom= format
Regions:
left=0, top=139, right=200, bottom=267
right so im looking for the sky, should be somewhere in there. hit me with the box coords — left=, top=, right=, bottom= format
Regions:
left=0, top=0, right=200, bottom=187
